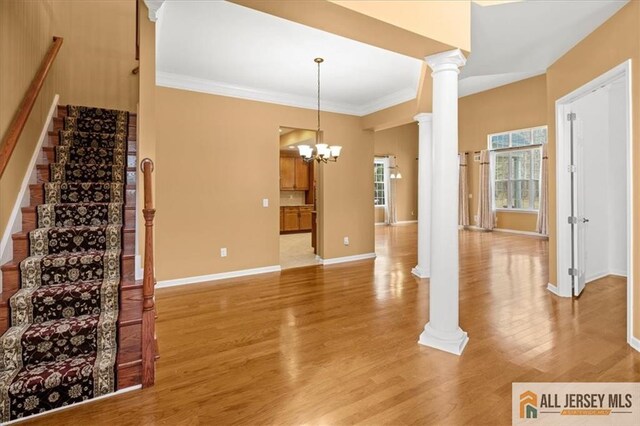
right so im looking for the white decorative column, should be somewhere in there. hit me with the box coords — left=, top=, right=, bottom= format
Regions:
left=411, top=113, right=432, bottom=279
left=418, top=49, right=468, bottom=356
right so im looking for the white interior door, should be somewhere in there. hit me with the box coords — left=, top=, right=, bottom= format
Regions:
left=572, top=113, right=587, bottom=296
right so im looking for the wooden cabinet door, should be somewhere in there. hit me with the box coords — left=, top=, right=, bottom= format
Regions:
left=299, top=207, right=312, bottom=231
left=294, top=158, right=309, bottom=190
left=280, top=157, right=295, bottom=190
left=283, top=207, right=299, bottom=231
left=280, top=208, right=284, bottom=232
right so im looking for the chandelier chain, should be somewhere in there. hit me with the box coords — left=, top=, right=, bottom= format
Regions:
left=317, top=59, right=321, bottom=135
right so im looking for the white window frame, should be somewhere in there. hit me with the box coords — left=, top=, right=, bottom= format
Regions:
left=373, top=158, right=388, bottom=207
left=488, top=126, right=547, bottom=213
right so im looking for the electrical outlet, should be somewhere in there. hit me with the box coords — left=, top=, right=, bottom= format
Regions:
left=262, top=198, right=269, bottom=207
left=343, top=237, right=349, bottom=246
left=220, top=248, right=227, bottom=257
left=411, top=211, right=415, bottom=216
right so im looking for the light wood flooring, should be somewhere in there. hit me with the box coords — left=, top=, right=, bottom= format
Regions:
left=21, top=225, right=639, bottom=425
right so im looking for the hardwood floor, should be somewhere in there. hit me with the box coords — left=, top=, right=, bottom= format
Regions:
left=21, top=225, right=639, bottom=425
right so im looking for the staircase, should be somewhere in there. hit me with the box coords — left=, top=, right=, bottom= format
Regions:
left=0, top=105, right=143, bottom=421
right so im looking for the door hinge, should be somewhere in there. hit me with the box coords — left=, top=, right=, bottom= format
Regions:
left=567, top=112, right=576, bottom=121
left=567, top=164, right=576, bottom=173
left=568, top=268, right=578, bottom=276
left=568, top=216, right=577, bottom=224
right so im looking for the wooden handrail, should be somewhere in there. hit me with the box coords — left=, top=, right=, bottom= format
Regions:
left=141, top=158, right=157, bottom=387
left=0, top=36, right=63, bottom=179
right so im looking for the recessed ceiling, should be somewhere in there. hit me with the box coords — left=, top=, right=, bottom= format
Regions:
left=156, top=1, right=422, bottom=116
left=459, top=0, right=628, bottom=97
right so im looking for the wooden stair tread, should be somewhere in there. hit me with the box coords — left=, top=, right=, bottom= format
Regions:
left=12, top=226, right=135, bottom=238
left=29, top=183, right=136, bottom=189
left=1, top=253, right=135, bottom=271
left=22, top=205, right=136, bottom=212
left=36, top=164, right=136, bottom=171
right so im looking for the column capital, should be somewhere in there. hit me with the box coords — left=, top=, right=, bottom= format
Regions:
left=425, top=49, right=467, bottom=74
left=413, top=113, right=433, bottom=124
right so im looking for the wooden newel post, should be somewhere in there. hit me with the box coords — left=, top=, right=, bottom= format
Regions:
left=141, top=158, right=156, bottom=387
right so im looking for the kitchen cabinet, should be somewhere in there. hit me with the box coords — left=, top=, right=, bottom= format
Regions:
left=294, top=158, right=309, bottom=190
left=280, top=154, right=309, bottom=190
left=280, top=208, right=284, bottom=231
left=299, top=206, right=312, bottom=230
left=283, top=207, right=300, bottom=231
left=279, top=157, right=295, bottom=190
left=280, top=206, right=313, bottom=233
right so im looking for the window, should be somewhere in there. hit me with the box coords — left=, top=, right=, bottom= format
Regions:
left=489, top=126, right=547, bottom=150
left=489, top=126, right=546, bottom=211
left=374, top=160, right=386, bottom=206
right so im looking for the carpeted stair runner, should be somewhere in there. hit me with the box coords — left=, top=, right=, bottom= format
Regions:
left=0, top=106, right=128, bottom=421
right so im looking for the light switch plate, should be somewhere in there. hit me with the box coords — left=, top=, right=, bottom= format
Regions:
left=262, top=198, right=269, bottom=207
left=220, top=248, right=227, bottom=257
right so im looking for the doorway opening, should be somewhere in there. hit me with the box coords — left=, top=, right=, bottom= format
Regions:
left=554, top=60, right=634, bottom=346
left=278, top=127, right=320, bottom=269
left=374, top=157, right=391, bottom=225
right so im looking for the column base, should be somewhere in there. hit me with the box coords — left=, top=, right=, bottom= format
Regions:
left=418, top=322, right=469, bottom=355
left=411, top=266, right=429, bottom=279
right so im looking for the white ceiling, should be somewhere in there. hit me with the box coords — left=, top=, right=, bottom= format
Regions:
left=156, top=0, right=629, bottom=115
left=459, top=0, right=628, bottom=97
left=156, top=0, right=422, bottom=116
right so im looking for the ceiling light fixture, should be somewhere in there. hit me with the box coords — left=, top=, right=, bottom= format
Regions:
left=298, top=58, right=342, bottom=163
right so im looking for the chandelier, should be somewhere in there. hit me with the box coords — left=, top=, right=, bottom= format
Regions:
left=298, top=58, right=342, bottom=163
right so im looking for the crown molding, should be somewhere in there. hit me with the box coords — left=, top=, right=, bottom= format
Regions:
left=358, top=87, right=417, bottom=116
left=156, top=71, right=417, bottom=117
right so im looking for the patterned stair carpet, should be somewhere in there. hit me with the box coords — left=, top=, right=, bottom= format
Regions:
left=0, top=106, right=128, bottom=421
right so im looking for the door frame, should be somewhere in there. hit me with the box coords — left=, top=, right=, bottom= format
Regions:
left=552, top=59, right=634, bottom=346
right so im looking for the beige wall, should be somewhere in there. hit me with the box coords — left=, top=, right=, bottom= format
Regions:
left=0, top=0, right=138, bottom=251
left=52, top=0, right=138, bottom=112
left=0, top=0, right=58, bottom=245
left=459, top=75, right=547, bottom=232
left=154, top=87, right=374, bottom=281
left=232, top=0, right=459, bottom=60
left=545, top=0, right=640, bottom=336
left=373, top=123, right=419, bottom=223
left=136, top=1, right=156, bottom=264
left=331, top=0, right=471, bottom=52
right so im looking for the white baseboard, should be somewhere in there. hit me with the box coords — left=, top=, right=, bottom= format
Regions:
left=0, top=94, right=59, bottom=291
left=411, top=266, right=429, bottom=279
left=586, top=270, right=628, bottom=284
left=548, top=282, right=572, bottom=297
left=156, top=265, right=281, bottom=289
left=464, top=225, right=547, bottom=238
left=321, top=252, right=376, bottom=265
left=4, top=384, right=141, bottom=425
left=493, top=228, right=547, bottom=238
left=630, top=336, right=640, bottom=352
left=465, top=225, right=489, bottom=232
left=375, top=222, right=386, bottom=226
left=609, top=269, right=627, bottom=278
left=393, top=220, right=417, bottom=225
